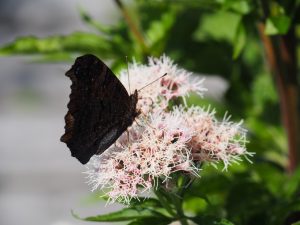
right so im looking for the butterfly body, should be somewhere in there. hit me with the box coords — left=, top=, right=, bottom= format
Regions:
left=61, top=54, right=139, bottom=164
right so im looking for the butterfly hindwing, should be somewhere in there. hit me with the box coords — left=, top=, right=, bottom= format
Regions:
left=61, top=54, right=138, bottom=164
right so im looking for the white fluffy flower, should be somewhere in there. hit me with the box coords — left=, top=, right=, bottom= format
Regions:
left=85, top=55, right=252, bottom=204
left=119, top=55, right=206, bottom=113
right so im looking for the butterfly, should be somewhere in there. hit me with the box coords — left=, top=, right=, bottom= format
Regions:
left=60, top=54, right=140, bottom=164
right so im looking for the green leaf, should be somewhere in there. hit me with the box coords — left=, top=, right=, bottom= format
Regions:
left=265, top=15, right=291, bottom=35
left=251, top=72, right=278, bottom=116
left=194, top=11, right=241, bottom=43
left=146, top=8, right=178, bottom=55
left=183, top=197, right=208, bottom=214
left=217, top=219, right=235, bottom=225
left=72, top=208, right=159, bottom=222
left=233, top=18, right=246, bottom=59
left=130, top=197, right=163, bottom=208
left=225, top=180, right=275, bottom=224
left=99, top=195, right=162, bottom=208
left=191, top=216, right=235, bottom=225
left=253, top=163, right=285, bottom=196
left=131, top=197, right=171, bottom=217
left=269, top=201, right=300, bottom=225
left=222, top=0, right=252, bottom=15
left=0, top=32, right=113, bottom=58
left=284, top=166, right=300, bottom=198
left=72, top=197, right=169, bottom=223
left=127, top=217, right=173, bottom=225
left=78, top=7, right=113, bottom=34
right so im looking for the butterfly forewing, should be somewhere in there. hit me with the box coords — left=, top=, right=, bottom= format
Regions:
left=61, top=54, right=138, bottom=164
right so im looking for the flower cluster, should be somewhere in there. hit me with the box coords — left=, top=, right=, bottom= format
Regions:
left=118, top=55, right=206, bottom=113
left=85, top=55, right=252, bottom=204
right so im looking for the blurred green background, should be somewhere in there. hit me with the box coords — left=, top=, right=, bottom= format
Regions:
left=1, top=0, right=300, bottom=224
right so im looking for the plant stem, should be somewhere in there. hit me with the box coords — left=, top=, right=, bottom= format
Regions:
left=257, top=0, right=300, bottom=173
left=157, top=175, right=192, bottom=225
left=175, top=176, right=192, bottom=225
left=173, top=197, right=189, bottom=225
left=114, top=0, right=148, bottom=52
left=258, top=24, right=300, bottom=173
left=154, top=189, right=177, bottom=217
left=154, top=185, right=189, bottom=225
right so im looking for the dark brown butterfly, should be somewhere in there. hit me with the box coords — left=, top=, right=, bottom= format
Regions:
left=61, top=54, right=140, bottom=164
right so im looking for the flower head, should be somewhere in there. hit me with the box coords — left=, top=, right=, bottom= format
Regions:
left=119, top=55, right=206, bottom=113
left=85, top=55, right=252, bottom=204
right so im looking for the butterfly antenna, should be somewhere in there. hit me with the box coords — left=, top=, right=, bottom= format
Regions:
left=126, top=56, right=131, bottom=95
left=138, top=73, right=167, bottom=92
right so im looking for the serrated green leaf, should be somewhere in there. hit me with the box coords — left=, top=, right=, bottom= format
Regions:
left=72, top=208, right=157, bottom=222
left=233, top=18, right=246, bottom=59
left=127, top=217, right=173, bottom=225
left=130, top=197, right=163, bottom=208
left=265, top=15, right=291, bottom=35
left=0, top=32, right=113, bottom=57
left=72, top=197, right=168, bottom=223
left=32, top=53, right=73, bottom=62
left=78, top=7, right=113, bottom=34
left=99, top=195, right=162, bottom=207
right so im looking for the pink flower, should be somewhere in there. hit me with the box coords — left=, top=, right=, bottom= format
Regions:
left=180, top=106, right=253, bottom=170
left=85, top=55, right=252, bottom=204
left=119, top=55, right=206, bottom=113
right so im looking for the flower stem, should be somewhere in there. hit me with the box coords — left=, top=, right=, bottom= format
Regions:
left=154, top=189, right=177, bottom=217
left=155, top=188, right=189, bottom=225
left=154, top=176, right=191, bottom=225
left=174, top=199, right=189, bottom=225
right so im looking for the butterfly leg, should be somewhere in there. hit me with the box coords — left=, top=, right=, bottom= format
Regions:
left=134, top=118, right=142, bottom=127
left=126, top=130, right=130, bottom=143
left=136, top=115, right=156, bottom=130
